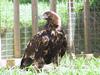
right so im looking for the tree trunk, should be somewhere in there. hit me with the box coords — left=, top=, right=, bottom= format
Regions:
left=31, top=0, right=38, bottom=35
left=84, top=0, right=91, bottom=53
left=50, top=0, right=57, bottom=12
left=14, top=0, right=21, bottom=58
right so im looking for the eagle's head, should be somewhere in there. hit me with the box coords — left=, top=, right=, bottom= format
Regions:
left=43, top=11, right=61, bottom=31
left=43, top=11, right=53, bottom=20
left=43, top=11, right=60, bottom=20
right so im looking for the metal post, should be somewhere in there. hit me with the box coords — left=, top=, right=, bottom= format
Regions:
left=67, top=0, right=76, bottom=58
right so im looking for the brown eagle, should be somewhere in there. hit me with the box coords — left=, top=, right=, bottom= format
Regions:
left=20, top=11, right=67, bottom=69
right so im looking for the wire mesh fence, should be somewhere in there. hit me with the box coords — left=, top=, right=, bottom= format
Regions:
left=1, top=31, right=14, bottom=58
left=1, top=27, right=32, bottom=58
left=0, top=0, right=100, bottom=58
left=74, top=0, right=100, bottom=53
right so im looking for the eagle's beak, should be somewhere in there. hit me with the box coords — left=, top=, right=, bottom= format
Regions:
left=42, top=14, right=48, bottom=19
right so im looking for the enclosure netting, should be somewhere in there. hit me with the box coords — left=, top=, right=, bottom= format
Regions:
left=74, top=0, right=100, bottom=53
left=0, top=0, right=100, bottom=58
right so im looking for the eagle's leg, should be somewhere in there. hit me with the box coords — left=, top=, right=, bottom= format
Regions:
left=52, top=54, right=59, bottom=66
left=33, top=57, right=45, bottom=70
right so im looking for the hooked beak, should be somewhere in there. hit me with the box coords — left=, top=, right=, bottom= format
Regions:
left=42, top=14, right=48, bottom=19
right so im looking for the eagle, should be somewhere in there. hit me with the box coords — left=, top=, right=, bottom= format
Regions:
left=20, top=11, right=67, bottom=69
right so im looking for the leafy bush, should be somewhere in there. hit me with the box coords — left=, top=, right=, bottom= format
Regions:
left=1, top=1, right=67, bottom=29
left=8, top=0, right=31, bottom=4
left=38, top=0, right=66, bottom=2
left=20, top=0, right=31, bottom=4
left=8, top=0, right=66, bottom=4
left=90, top=0, right=100, bottom=7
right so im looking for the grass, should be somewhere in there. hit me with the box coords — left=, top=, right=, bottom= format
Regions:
left=0, top=55, right=100, bottom=75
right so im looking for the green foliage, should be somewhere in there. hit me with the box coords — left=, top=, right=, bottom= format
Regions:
left=38, top=0, right=66, bottom=2
left=74, top=0, right=84, bottom=13
left=1, top=0, right=99, bottom=29
left=8, top=0, right=31, bottom=4
left=20, top=0, right=31, bottom=4
left=57, top=2, right=68, bottom=26
left=0, top=1, right=67, bottom=29
left=90, top=0, right=100, bottom=7
left=8, top=0, right=66, bottom=4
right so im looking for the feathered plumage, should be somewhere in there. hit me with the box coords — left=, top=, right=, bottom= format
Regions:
left=20, top=11, right=67, bottom=69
